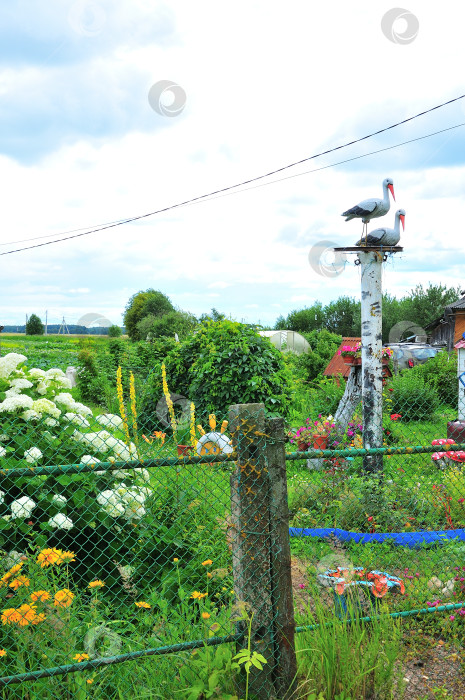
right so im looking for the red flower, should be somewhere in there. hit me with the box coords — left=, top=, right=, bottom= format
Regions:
left=367, top=516, right=374, bottom=522
left=390, top=414, right=402, bottom=421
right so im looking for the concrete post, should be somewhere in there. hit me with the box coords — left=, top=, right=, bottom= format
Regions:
left=358, top=250, right=384, bottom=474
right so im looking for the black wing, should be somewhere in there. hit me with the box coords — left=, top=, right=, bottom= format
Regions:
left=342, top=205, right=373, bottom=218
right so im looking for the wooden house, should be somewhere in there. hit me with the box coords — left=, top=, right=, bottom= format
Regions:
left=426, top=296, right=465, bottom=351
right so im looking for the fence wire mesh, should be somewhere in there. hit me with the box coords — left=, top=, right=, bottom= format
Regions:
left=1, top=344, right=465, bottom=699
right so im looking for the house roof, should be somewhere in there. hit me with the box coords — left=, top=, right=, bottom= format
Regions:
left=447, top=297, right=465, bottom=310
left=324, top=337, right=361, bottom=379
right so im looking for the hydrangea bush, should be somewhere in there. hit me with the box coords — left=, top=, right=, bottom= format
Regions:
left=0, top=353, right=165, bottom=588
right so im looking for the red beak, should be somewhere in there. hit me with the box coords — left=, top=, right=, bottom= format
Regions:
left=400, top=214, right=405, bottom=231
left=388, top=184, right=395, bottom=201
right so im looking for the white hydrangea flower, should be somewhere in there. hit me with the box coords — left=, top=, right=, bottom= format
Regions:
left=28, top=368, right=46, bottom=379
left=134, top=468, right=150, bottom=482
left=48, top=513, right=73, bottom=530
left=31, top=398, right=61, bottom=419
left=24, top=447, right=43, bottom=464
left=21, top=410, right=41, bottom=422
left=10, top=378, right=33, bottom=390
left=0, top=448, right=6, bottom=459
left=0, top=353, right=27, bottom=379
left=81, top=431, right=112, bottom=452
left=72, top=402, right=93, bottom=417
left=36, top=381, right=49, bottom=395
left=54, top=393, right=76, bottom=410
left=80, top=455, right=101, bottom=466
left=96, top=490, right=126, bottom=517
left=11, top=496, right=36, bottom=519
left=63, top=413, right=90, bottom=428
left=5, top=388, right=21, bottom=397
left=0, top=395, right=34, bottom=413
left=45, top=368, right=66, bottom=380
left=51, top=494, right=67, bottom=507
left=44, top=418, right=59, bottom=428
left=96, top=414, right=124, bottom=430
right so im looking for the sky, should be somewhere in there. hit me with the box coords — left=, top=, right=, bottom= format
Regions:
left=1, top=0, right=465, bottom=329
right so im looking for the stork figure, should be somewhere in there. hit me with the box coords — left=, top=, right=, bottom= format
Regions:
left=342, top=177, right=395, bottom=241
left=355, top=209, right=405, bottom=247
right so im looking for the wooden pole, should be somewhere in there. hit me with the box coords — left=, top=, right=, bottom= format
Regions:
left=358, top=250, right=384, bottom=474
left=266, top=416, right=297, bottom=699
left=229, top=403, right=276, bottom=698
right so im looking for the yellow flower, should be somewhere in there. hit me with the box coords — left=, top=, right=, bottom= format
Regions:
left=207, top=573, right=212, bottom=579
left=201, top=612, right=211, bottom=619
left=87, top=679, right=94, bottom=685
left=30, top=590, right=51, bottom=603
left=54, top=589, right=74, bottom=609
left=190, top=402, right=197, bottom=448
left=88, top=580, right=105, bottom=589
left=0, top=649, right=6, bottom=657
left=0, top=563, right=23, bottom=587
left=135, top=601, right=151, bottom=608
left=37, top=548, right=62, bottom=568
left=1, top=604, right=38, bottom=627
left=173, top=558, right=179, bottom=563
left=73, top=653, right=90, bottom=663
left=116, top=366, right=131, bottom=446
left=190, top=591, right=208, bottom=600
left=31, top=612, right=46, bottom=625
left=56, top=551, right=76, bottom=565
left=129, top=371, right=138, bottom=447
left=161, top=364, right=177, bottom=441
left=9, top=575, right=30, bottom=591
left=201, top=560, right=213, bottom=567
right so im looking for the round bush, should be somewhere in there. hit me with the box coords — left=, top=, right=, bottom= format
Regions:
left=390, top=371, right=439, bottom=421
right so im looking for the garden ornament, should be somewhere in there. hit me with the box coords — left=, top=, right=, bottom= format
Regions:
left=196, top=415, right=233, bottom=456
left=318, top=567, right=405, bottom=599
left=342, top=177, right=395, bottom=241
left=355, top=209, right=405, bottom=247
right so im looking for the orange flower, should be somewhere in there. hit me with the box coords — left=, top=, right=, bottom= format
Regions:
left=88, top=580, right=105, bottom=589
left=9, top=576, right=30, bottom=591
left=0, top=563, right=23, bottom=587
left=0, top=649, right=6, bottom=657
left=37, top=549, right=62, bottom=568
left=135, top=601, right=151, bottom=609
left=173, top=558, right=179, bottom=563
left=54, top=589, right=74, bottom=609
left=31, top=612, right=46, bottom=625
left=201, top=612, right=211, bottom=619
left=201, top=560, right=213, bottom=567
left=190, top=591, right=207, bottom=600
left=73, top=653, right=90, bottom=663
left=1, top=604, right=38, bottom=627
left=56, top=551, right=76, bottom=565
left=152, top=431, right=166, bottom=445
left=87, top=679, right=94, bottom=685
left=30, top=590, right=51, bottom=603
left=207, top=572, right=212, bottom=579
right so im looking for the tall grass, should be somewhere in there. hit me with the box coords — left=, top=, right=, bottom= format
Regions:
left=296, top=588, right=405, bottom=700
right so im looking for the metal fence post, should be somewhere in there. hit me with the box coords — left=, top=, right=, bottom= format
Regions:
left=229, top=403, right=276, bottom=698
left=266, top=416, right=297, bottom=698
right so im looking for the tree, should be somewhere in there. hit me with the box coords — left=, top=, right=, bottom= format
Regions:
left=124, top=289, right=175, bottom=341
left=199, top=308, right=226, bottom=324
left=323, top=296, right=361, bottom=336
left=108, top=325, right=122, bottom=338
left=277, top=303, right=325, bottom=332
left=401, top=283, right=461, bottom=330
left=137, top=310, right=197, bottom=341
left=25, top=314, right=44, bottom=336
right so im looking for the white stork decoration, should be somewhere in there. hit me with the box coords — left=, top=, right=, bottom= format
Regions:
left=355, top=209, right=405, bottom=247
left=342, top=178, right=395, bottom=241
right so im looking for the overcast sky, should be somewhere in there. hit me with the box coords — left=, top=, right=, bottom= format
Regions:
left=1, top=1, right=464, bottom=329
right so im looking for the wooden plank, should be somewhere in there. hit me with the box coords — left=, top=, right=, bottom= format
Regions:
left=266, top=417, right=297, bottom=699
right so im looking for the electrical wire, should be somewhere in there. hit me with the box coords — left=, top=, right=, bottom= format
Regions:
left=2, top=93, right=465, bottom=256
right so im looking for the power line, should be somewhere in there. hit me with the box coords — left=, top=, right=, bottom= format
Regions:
left=2, top=93, right=465, bottom=257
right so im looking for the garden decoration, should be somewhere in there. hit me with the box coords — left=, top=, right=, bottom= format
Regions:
left=195, top=415, right=233, bottom=456
left=431, top=438, right=465, bottom=469
left=341, top=177, right=395, bottom=241
left=355, top=209, right=405, bottom=247
left=291, top=415, right=335, bottom=450
left=338, top=343, right=361, bottom=365
left=318, top=567, right=405, bottom=616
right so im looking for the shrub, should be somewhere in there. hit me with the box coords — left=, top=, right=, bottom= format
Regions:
left=390, top=370, right=439, bottom=421
left=25, top=314, right=44, bottom=336
left=406, top=350, right=457, bottom=407
left=155, top=320, right=292, bottom=421
left=108, top=325, right=122, bottom=338
left=76, top=346, right=109, bottom=405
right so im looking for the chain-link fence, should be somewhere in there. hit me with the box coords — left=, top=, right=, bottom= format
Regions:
left=1, top=349, right=465, bottom=698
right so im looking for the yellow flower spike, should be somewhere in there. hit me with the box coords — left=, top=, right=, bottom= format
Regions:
left=208, top=414, right=216, bottom=431
left=220, top=420, right=228, bottom=434
left=197, top=424, right=206, bottom=437
left=190, top=402, right=197, bottom=448
left=129, top=372, right=138, bottom=447
left=161, top=364, right=177, bottom=443
left=116, top=366, right=131, bottom=446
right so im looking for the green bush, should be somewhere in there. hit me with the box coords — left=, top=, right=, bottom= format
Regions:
left=150, top=319, right=292, bottom=422
left=76, top=345, right=109, bottom=405
left=390, top=370, right=439, bottom=421
left=406, top=349, right=457, bottom=407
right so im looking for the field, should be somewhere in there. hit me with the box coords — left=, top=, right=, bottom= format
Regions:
left=0, top=333, right=464, bottom=699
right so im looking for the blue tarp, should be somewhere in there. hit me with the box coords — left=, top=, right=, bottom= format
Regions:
left=289, top=527, right=465, bottom=548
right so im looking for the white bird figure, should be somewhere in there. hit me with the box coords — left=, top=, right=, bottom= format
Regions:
left=355, top=209, right=405, bottom=247
left=342, top=178, right=395, bottom=241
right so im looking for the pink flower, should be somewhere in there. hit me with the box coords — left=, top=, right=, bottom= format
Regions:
left=450, top=615, right=455, bottom=621
left=298, top=584, right=306, bottom=589
left=459, top=609, right=465, bottom=616
left=459, top=499, right=465, bottom=504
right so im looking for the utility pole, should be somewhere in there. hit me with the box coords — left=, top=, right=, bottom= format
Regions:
left=45, top=310, right=48, bottom=336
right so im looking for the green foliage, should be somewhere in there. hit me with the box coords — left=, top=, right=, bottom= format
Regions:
left=402, top=283, right=461, bottom=328
left=389, top=370, right=440, bottom=421
left=277, top=302, right=325, bottom=333
left=108, top=324, right=122, bottom=338
left=138, top=310, right=197, bottom=341
left=76, top=344, right=109, bottom=405
left=288, top=329, right=342, bottom=384
left=25, top=314, right=44, bottom=336
left=161, top=320, right=292, bottom=420
left=124, top=289, right=175, bottom=341
left=403, top=349, right=458, bottom=407
left=323, top=296, right=361, bottom=336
